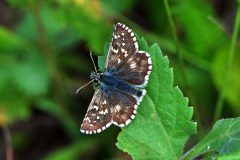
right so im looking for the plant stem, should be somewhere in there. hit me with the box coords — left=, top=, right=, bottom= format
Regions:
left=213, top=1, right=240, bottom=122
left=163, top=0, right=203, bottom=131
left=2, top=125, right=13, bottom=160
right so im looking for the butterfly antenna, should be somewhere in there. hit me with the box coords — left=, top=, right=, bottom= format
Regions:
left=90, top=51, right=98, bottom=73
left=76, top=79, right=94, bottom=94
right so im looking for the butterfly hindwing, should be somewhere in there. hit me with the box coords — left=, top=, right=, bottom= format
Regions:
left=81, top=86, right=145, bottom=134
left=111, top=88, right=146, bottom=127
left=80, top=89, right=112, bottom=134
left=113, top=51, right=152, bottom=86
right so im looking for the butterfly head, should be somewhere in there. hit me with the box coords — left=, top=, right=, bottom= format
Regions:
left=90, top=71, right=102, bottom=83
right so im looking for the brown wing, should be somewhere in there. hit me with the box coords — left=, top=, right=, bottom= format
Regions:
left=80, top=89, right=112, bottom=134
left=105, top=22, right=138, bottom=71
left=111, top=89, right=146, bottom=127
left=112, top=51, right=152, bottom=86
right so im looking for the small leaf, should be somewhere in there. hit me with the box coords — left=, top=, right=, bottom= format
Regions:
left=108, top=38, right=196, bottom=159
left=98, top=42, right=109, bottom=71
left=182, top=118, right=240, bottom=160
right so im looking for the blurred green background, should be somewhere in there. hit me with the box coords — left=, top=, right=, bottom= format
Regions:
left=0, top=0, right=239, bottom=159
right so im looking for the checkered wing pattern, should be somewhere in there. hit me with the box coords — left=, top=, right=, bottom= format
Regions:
left=105, top=23, right=138, bottom=71
left=80, top=89, right=112, bottom=134
left=106, top=23, right=152, bottom=86
left=80, top=87, right=144, bottom=134
left=110, top=88, right=146, bottom=127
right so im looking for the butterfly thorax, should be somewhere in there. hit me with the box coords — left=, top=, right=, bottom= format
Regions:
left=100, top=71, right=143, bottom=97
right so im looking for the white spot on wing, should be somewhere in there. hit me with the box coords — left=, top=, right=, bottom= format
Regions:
left=103, top=100, right=107, bottom=104
left=130, top=62, right=137, bottom=68
left=134, top=42, right=138, bottom=50
left=106, top=122, right=111, bottom=128
left=125, top=119, right=131, bottom=125
left=115, top=105, right=121, bottom=112
left=119, top=123, right=125, bottom=127
left=117, top=59, right=121, bottom=64
left=131, top=115, right=135, bottom=119
left=112, top=48, right=118, bottom=53
left=80, top=129, right=85, bottom=133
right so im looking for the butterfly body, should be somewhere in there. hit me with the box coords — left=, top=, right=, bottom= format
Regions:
left=102, top=72, right=142, bottom=95
left=80, top=23, right=152, bottom=134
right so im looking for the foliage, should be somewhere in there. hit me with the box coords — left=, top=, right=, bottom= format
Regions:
left=0, top=0, right=240, bottom=160
left=182, top=118, right=240, bottom=159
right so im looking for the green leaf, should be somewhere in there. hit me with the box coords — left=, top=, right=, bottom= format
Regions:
left=174, top=63, right=215, bottom=121
left=218, top=150, right=240, bottom=160
left=98, top=42, right=109, bottom=71
left=211, top=45, right=240, bottom=114
left=0, top=26, right=27, bottom=51
left=56, top=1, right=112, bottom=54
left=182, top=118, right=240, bottom=160
left=16, top=6, right=79, bottom=49
left=0, top=85, right=30, bottom=123
left=99, top=38, right=196, bottom=159
left=173, top=0, right=226, bottom=59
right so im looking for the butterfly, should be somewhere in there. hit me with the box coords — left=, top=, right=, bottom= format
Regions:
left=79, top=22, right=152, bottom=134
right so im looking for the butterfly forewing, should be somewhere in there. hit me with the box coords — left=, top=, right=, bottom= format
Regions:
left=106, top=23, right=152, bottom=86
left=105, top=23, right=138, bottom=71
